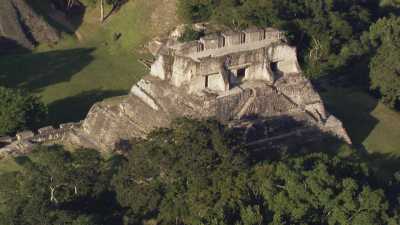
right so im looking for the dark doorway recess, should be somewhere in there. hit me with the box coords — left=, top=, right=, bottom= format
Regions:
left=198, top=43, right=205, bottom=52
left=205, top=75, right=209, bottom=88
left=237, top=68, right=246, bottom=81
left=270, top=62, right=278, bottom=73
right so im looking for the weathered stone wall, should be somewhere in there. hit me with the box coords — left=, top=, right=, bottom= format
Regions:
left=207, top=73, right=226, bottom=91
left=267, top=44, right=300, bottom=74
left=215, top=88, right=254, bottom=120
left=171, top=55, right=197, bottom=87
left=151, top=30, right=301, bottom=94
left=64, top=65, right=351, bottom=152
left=150, top=54, right=167, bottom=80
left=0, top=122, right=81, bottom=157
left=200, top=35, right=219, bottom=50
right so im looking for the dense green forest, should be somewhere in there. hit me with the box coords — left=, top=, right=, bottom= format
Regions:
left=177, top=0, right=400, bottom=109
left=2, top=119, right=400, bottom=224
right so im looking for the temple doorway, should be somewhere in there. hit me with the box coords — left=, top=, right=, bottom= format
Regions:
left=270, top=61, right=278, bottom=74
left=205, top=75, right=209, bottom=88
left=237, top=68, right=246, bottom=82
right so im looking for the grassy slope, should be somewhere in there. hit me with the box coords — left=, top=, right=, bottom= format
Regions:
left=0, top=0, right=171, bottom=124
left=322, top=87, right=400, bottom=155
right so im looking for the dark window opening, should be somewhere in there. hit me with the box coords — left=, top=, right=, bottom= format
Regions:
left=240, top=33, right=246, bottom=44
left=197, top=43, right=204, bottom=52
left=219, top=37, right=225, bottom=48
left=270, top=62, right=278, bottom=73
left=205, top=76, right=209, bottom=88
left=260, top=31, right=266, bottom=40
left=237, top=68, right=246, bottom=81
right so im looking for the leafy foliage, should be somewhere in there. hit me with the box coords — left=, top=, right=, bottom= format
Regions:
left=178, top=26, right=205, bottom=42
left=112, top=118, right=249, bottom=223
left=0, top=146, right=120, bottom=225
left=1, top=119, right=400, bottom=224
left=111, top=119, right=400, bottom=224
left=0, top=86, right=47, bottom=135
left=252, top=153, right=399, bottom=225
left=367, top=16, right=400, bottom=108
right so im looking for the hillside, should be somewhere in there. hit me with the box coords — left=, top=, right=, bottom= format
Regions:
left=0, top=0, right=59, bottom=51
left=0, top=0, right=178, bottom=124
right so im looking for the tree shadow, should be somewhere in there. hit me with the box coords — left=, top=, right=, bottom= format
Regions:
left=47, top=89, right=126, bottom=125
left=365, top=152, right=400, bottom=178
left=316, top=81, right=379, bottom=150
left=0, top=48, right=95, bottom=90
left=0, top=37, right=31, bottom=55
left=229, top=114, right=339, bottom=163
left=102, top=0, right=129, bottom=22
left=302, top=138, right=400, bottom=186
left=380, top=5, right=400, bottom=17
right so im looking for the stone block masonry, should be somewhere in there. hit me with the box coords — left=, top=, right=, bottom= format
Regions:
left=0, top=26, right=351, bottom=155
left=151, top=28, right=299, bottom=94
left=0, top=122, right=82, bottom=157
left=59, top=26, right=351, bottom=152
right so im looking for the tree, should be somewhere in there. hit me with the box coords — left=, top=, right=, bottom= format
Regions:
left=100, top=0, right=104, bottom=22
left=112, top=118, right=249, bottom=223
left=177, top=0, right=215, bottom=23
left=0, top=86, right=47, bottom=135
left=113, top=118, right=400, bottom=224
left=252, top=153, right=399, bottom=225
left=0, top=146, right=119, bottom=225
left=381, top=0, right=400, bottom=8
left=368, top=16, right=400, bottom=108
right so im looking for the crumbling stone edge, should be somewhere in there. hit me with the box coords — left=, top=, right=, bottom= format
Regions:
left=0, top=121, right=82, bottom=158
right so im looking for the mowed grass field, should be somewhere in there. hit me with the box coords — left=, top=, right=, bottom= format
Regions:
left=0, top=0, right=174, bottom=124
left=321, top=87, right=400, bottom=162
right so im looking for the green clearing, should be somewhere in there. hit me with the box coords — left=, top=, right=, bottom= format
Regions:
left=0, top=157, right=20, bottom=173
left=0, top=0, right=160, bottom=124
left=322, top=87, right=400, bottom=154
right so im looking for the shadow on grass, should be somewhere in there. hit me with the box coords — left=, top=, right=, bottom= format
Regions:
left=0, top=37, right=31, bottom=55
left=366, top=152, right=400, bottom=178
left=47, top=89, right=126, bottom=125
left=285, top=135, right=400, bottom=182
left=319, top=86, right=379, bottom=149
left=0, top=48, right=95, bottom=90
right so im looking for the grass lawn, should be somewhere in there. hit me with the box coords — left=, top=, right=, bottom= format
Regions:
left=321, top=86, right=400, bottom=173
left=322, top=87, right=400, bottom=154
left=0, top=0, right=172, bottom=125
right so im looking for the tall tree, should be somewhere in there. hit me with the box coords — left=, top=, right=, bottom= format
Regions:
left=0, top=146, right=119, bottom=225
left=0, top=87, right=47, bottom=135
left=368, top=16, right=400, bottom=108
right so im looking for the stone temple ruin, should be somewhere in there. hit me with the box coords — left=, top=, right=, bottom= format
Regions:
left=0, top=27, right=351, bottom=156
left=151, top=28, right=298, bottom=93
